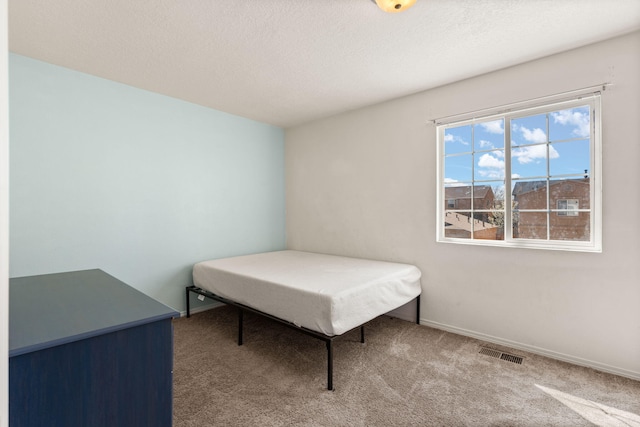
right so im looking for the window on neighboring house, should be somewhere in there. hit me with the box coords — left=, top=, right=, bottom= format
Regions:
left=557, top=199, right=579, bottom=216
left=436, top=91, right=602, bottom=252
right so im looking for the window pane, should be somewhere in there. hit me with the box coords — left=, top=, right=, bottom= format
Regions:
left=511, top=144, right=549, bottom=178
left=475, top=150, right=505, bottom=180
left=550, top=212, right=590, bottom=241
left=473, top=210, right=505, bottom=240
left=489, top=182, right=506, bottom=208
left=444, top=211, right=472, bottom=239
left=471, top=212, right=503, bottom=240
left=549, top=178, right=590, bottom=213
left=511, top=114, right=547, bottom=146
left=514, top=211, right=548, bottom=240
left=480, top=211, right=505, bottom=240
left=471, top=185, right=495, bottom=211
left=444, top=125, right=472, bottom=155
left=444, top=184, right=471, bottom=211
left=512, top=180, right=547, bottom=210
left=549, top=106, right=590, bottom=141
left=444, top=154, right=472, bottom=183
left=549, top=140, right=590, bottom=177
left=474, top=119, right=504, bottom=150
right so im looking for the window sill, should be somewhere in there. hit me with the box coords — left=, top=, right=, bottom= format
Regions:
left=436, top=237, right=602, bottom=253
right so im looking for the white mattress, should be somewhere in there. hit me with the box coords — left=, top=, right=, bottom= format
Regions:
left=192, top=250, right=421, bottom=336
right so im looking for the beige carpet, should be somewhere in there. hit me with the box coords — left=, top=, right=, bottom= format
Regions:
left=173, top=306, right=640, bottom=426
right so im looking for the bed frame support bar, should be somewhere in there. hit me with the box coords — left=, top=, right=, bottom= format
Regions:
left=238, top=308, right=244, bottom=345
left=326, top=341, right=333, bottom=391
left=185, top=285, right=191, bottom=318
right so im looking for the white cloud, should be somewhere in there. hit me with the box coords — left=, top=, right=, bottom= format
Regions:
left=445, top=133, right=469, bottom=145
left=444, top=178, right=466, bottom=186
left=479, top=139, right=494, bottom=149
left=478, top=153, right=504, bottom=169
left=477, top=170, right=504, bottom=179
left=477, top=153, right=505, bottom=179
left=512, top=144, right=559, bottom=164
left=479, top=120, right=504, bottom=134
left=518, top=126, right=547, bottom=143
left=551, top=109, right=590, bottom=138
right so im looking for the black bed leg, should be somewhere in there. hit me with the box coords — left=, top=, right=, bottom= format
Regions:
left=186, top=287, right=191, bottom=318
left=360, top=326, right=365, bottom=343
left=238, top=308, right=244, bottom=345
left=416, top=294, right=421, bottom=324
left=326, top=340, right=334, bottom=391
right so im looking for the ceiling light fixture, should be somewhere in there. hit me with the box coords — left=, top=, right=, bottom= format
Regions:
left=372, top=0, right=417, bottom=13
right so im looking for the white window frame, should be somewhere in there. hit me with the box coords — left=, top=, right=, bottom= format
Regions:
left=436, top=91, right=602, bottom=252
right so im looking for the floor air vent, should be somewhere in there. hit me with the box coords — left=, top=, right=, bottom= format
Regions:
left=479, top=347, right=524, bottom=365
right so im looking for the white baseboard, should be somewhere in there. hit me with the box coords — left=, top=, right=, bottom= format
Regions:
left=419, top=318, right=640, bottom=382
left=178, top=301, right=223, bottom=318
left=388, top=312, right=415, bottom=323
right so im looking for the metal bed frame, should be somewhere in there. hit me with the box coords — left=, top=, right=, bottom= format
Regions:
left=186, top=285, right=420, bottom=391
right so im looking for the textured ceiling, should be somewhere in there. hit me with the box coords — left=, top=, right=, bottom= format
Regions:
left=8, top=0, right=640, bottom=128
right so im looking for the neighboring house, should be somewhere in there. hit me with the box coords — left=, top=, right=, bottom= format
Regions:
left=512, top=178, right=590, bottom=241
left=444, top=185, right=495, bottom=212
left=444, top=185, right=497, bottom=239
left=444, top=180, right=591, bottom=241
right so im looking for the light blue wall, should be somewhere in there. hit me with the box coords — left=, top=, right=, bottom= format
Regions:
left=9, top=54, right=286, bottom=312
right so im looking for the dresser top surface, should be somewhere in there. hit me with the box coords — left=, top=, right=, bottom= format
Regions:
left=10, top=269, right=179, bottom=356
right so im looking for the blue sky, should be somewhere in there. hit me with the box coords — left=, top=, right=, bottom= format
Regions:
left=443, top=105, right=591, bottom=189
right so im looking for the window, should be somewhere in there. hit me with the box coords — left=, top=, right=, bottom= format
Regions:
left=437, top=92, right=601, bottom=252
left=557, top=199, right=579, bottom=216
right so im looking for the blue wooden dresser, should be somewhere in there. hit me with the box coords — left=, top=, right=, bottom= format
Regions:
left=9, top=269, right=179, bottom=427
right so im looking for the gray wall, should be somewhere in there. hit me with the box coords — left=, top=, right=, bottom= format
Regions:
left=9, top=54, right=286, bottom=312
left=285, top=32, right=640, bottom=379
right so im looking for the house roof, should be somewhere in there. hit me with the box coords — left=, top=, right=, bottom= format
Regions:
left=8, top=1, right=640, bottom=128
left=512, top=178, right=589, bottom=196
left=445, top=185, right=493, bottom=200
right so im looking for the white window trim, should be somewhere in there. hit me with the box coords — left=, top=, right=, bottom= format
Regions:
left=436, top=91, right=602, bottom=253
